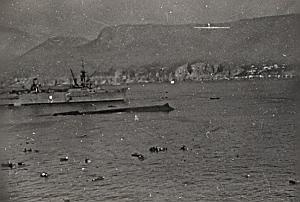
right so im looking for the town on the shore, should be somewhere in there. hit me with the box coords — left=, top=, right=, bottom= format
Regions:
left=7, top=62, right=296, bottom=88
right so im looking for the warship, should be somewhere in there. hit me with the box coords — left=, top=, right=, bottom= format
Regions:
left=0, top=61, right=127, bottom=106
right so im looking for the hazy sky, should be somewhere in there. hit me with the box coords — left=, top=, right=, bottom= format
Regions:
left=0, top=0, right=298, bottom=39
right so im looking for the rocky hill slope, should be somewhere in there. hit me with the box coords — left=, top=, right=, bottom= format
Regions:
left=0, top=26, right=42, bottom=64
left=3, top=14, right=299, bottom=80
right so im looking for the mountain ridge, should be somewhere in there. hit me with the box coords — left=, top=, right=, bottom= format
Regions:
left=0, top=25, right=43, bottom=64
left=2, top=14, right=299, bottom=80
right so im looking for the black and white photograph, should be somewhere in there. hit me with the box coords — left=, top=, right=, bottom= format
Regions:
left=0, top=0, right=299, bottom=201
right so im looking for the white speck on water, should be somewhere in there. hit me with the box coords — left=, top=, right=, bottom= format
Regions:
left=1, top=80, right=296, bottom=201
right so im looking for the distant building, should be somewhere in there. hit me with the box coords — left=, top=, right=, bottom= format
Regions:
left=91, top=71, right=115, bottom=85
left=175, top=63, right=189, bottom=81
left=231, top=67, right=245, bottom=77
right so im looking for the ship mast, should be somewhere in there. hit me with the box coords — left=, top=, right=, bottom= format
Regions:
left=80, top=58, right=87, bottom=87
left=81, top=58, right=85, bottom=71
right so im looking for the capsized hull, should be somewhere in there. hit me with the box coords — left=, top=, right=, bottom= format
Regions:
left=53, top=103, right=174, bottom=116
left=0, top=87, right=127, bottom=106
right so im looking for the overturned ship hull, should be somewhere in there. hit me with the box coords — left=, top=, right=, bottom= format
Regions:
left=0, top=87, right=127, bottom=106
left=53, top=103, right=174, bottom=116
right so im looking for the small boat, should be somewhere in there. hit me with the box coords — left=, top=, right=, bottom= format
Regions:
left=0, top=60, right=127, bottom=106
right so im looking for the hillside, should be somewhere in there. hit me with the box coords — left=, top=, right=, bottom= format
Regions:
left=10, top=36, right=89, bottom=78
left=4, top=14, right=299, bottom=80
left=0, top=26, right=42, bottom=65
left=80, top=14, right=298, bottom=70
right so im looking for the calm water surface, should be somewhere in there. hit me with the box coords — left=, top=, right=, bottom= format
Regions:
left=0, top=79, right=298, bottom=202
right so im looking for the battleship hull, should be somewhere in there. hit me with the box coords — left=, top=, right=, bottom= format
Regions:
left=53, top=103, right=174, bottom=116
left=0, top=87, right=127, bottom=106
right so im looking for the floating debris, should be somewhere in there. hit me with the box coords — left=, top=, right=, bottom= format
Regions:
left=134, top=114, right=139, bottom=121
left=23, top=148, right=32, bottom=153
left=85, top=158, right=92, bottom=164
left=179, top=145, right=188, bottom=151
left=289, top=179, right=299, bottom=185
left=1, top=161, right=15, bottom=169
left=92, top=176, right=105, bottom=182
left=40, top=172, right=48, bottom=178
left=131, top=153, right=145, bottom=161
left=60, top=156, right=69, bottom=162
left=149, top=146, right=167, bottom=153
left=76, top=134, right=87, bottom=138
left=17, top=162, right=25, bottom=167
left=34, top=149, right=39, bottom=153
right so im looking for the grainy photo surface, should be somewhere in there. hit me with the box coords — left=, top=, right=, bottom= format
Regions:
left=0, top=1, right=299, bottom=201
